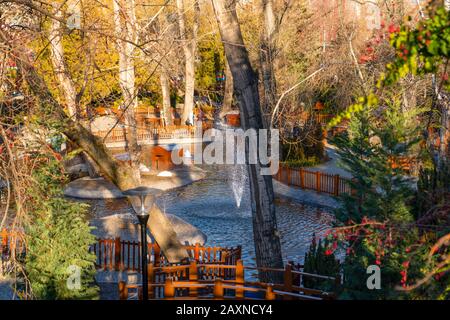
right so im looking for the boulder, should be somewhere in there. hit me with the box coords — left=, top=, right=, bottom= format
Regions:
left=90, top=212, right=207, bottom=246
left=64, top=177, right=125, bottom=199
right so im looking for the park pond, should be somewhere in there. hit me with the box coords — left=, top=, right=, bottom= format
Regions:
left=83, top=164, right=335, bottom=267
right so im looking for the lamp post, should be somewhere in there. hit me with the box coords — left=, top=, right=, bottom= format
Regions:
left=123, top=186, right=161, bottom=300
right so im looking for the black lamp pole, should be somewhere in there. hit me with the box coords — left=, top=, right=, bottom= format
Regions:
left=123, top=187, right=161, bottom=301
left=137, top=213, right=149, bottom=300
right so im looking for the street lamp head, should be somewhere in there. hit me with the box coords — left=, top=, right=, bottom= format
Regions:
left=123, top=186, right=162, bottom=216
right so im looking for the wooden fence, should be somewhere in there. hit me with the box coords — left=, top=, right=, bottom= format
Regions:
left=274, top=165, right=352, bottom=196
left=90, top=238, right=241, bottom=272
left=119, top=259, right=340, bottom=300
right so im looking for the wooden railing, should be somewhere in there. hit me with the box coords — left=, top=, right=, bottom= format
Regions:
left=1, top=229, right=25, bottom=255
left=274, top=165, right=352, bottom=196
left=118, top=259, right=340, bottom=300
left=93, top=123, right=213, bottom=144
left=0, top=229, right=25, bottom=273
left=90, top=238, right=241, bottom=271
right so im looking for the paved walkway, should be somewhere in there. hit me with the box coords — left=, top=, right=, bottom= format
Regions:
left=306, top=144, right=352, bottom=179
left=273, top=180, right=340, bottom=209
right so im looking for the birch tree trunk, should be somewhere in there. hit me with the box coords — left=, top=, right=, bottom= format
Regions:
left=155, top=14, right=173, bottom=126
left=49, top=5, right=78, bottom=119
left=113, top=0, right=141, bottom=183
left=176, top=0, right=199, bottom=125
left=211, top=0, right=284, bottom=282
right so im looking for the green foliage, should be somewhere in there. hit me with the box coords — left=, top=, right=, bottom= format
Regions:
left=327, top=93, right=378, bottom=129
left=25, top=155, right=98, bottom=300
left=195, top=34, right=223, bottom=96
left=303, top=235, right=340, bottom=291
left=381, top=7, right=450, bottom=89
left=281, top=157, right=320, bottom=168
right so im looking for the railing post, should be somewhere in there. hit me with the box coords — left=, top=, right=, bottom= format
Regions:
left=118, top=281, right=128, bottom=300
left=334, top=174, right=340, bottom=196
left=194, top=243, right=200, bottom=261
left=286, top=167, right=291, bottom=186
left=148, top=263, right=154, bottom=299
left=335, top=274, right=341, bottom=287
left=164, top=277, right=175, bottom=299
left=213, top=278, right=224, bottom=299
left=154, top=243, right=161, bottom=266
left=189, top=260, right=198, bottom=297
left=1, top=228, right=8, bottom=258
left=236, top=259, right=244, bottom=298
left=283, top=264, right=293, bottom=300
left=316, top=171, right=321, bottom=192
left=265, top=284, right=276, bottom=300
left=300, top=168, right=304, bottom=188
left=1, top=228, right=8, bottom=247
left=114, top=237, right=121, bottom=271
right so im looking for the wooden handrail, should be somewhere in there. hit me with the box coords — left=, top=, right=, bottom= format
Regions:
left=291, top=270, right=336, bottom=280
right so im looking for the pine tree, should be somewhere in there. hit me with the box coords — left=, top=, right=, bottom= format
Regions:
left=331, top=96, right=423, bottom=299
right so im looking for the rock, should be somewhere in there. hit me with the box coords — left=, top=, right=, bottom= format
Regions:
left=64, top=177, right=125, bottom=199
left=90, top=212, right=207, bottom=246
left=66, top=163, right=88, bottom=175
left=64, top=166, right=206, bottom=199
left=167, top=214, right=207, bottom=246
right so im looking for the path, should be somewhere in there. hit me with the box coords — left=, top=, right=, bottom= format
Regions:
left=273, top=142, right=350, bottom=209
left=306, top=144, right=352, bottom=179
left=273, top=180, right=340, bottom=209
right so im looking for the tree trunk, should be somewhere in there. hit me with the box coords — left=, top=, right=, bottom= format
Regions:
left=113, top=0, right=141, bottom=183
left=160, top=70, right=172, bottom=126
left=211, top=0, right=284, bottom=282
left=177, top=0, right=199, bottom=125
left=48, top=5, right=78, bottom=119
left=259, top=0, right=277, bottom=121
left=220, top=58, right=234, bottom=118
